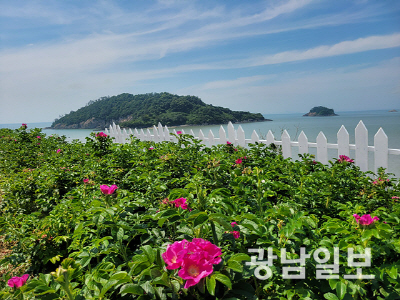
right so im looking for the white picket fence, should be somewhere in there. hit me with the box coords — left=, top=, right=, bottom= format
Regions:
left=104, top=120, right=400, bottom=173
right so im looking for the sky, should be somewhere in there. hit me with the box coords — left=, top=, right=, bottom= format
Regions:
left=0, top=0, right=399, bottom=124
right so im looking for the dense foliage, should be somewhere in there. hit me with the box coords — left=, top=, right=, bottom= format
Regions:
left=51, top=92, right=266, bottom=129
left=0, top=125, right=399, bottom=300
left=304, top=106, right=337, bottom=117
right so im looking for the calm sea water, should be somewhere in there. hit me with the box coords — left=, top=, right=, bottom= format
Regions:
left=1, top=110, right=399, bottom=176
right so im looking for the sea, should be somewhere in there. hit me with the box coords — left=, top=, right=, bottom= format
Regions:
left=1, top=109, right=399, bottom=177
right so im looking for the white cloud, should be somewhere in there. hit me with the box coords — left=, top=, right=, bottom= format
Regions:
left=180, top=57, right=400, bottom=113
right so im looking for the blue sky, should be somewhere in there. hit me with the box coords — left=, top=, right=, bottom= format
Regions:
left=0, top=0, right=399, bottom=123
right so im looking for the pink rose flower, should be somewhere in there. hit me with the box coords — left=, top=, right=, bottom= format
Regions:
left=100, top=184, right=118, bottom=195
left=226, top=141, right=232, bottom=145
left=353, top=214, right=379, bottom=226
left=96, top=132, right=107, bottom=137
left=37, top=136, right=41, bottom=139
left=149, top=146, right=154, bottom=150
left=338, top=155, right=354, bottom=163
left=235, top=158, right=242, bottom=165
left=162, top=239, right=188, bottom=270
left=176, top=131, right=182, bottom=135
left=162, top=238, right=222, bottom=289
left=57, top=149, right=61, bottom=153
left=8, top=274, right=29, bottom=288
left=179, top=258, right=214, bottom=288
left=83, top=178, right=89, bottom=184
left=231, top=222, right=237, bottom=227
left=21, top=123, right=27, bottom=129
left=232, top=231, right=240, bottom=239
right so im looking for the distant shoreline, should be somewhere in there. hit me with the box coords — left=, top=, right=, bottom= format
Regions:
left=45, top=118, right=273, bottom=131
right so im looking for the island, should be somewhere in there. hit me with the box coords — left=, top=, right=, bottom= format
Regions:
left=389, top=109, right=397, bottom=112
left=51, top=92, right=269, bottom=129
left=303, top=106, right=338, bottom=117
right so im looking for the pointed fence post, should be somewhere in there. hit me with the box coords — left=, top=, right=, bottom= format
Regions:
left=355, top=120, right=368, bottom=172
left=146, top=129, right=152, bottom=141
left=219, top=126, right=227, bottom=145
left=337, top=125, right=350, bottom=157
left=122, top=128, right=128, bottom=144
left=374, top=128, right=388, bottom=173
left=227, top=122, right=235, bottom=144
left=281, top=130, right=292, bottom=159
left=237, top=125, right=246, bottom=147
left=317, top=132, right=328, bottom=164
left=140, top=128, right=145, bottom=141
left=198, top=129, right=206, bottom=145
left=298, top=131, right=308, bottom=156
left=266, top=130, right=275, bottom=146
left=116, top=125, right=122, bottom=144
left=251, top=130, right=260, bottom=144
left=208, top=130, right=215, bottom=147
left=164, top=126, right=171, bottom=141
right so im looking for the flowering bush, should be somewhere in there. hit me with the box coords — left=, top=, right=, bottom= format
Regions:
left=0, top=127, right=398, bottom=299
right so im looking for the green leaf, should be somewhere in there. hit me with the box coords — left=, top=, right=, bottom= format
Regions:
left=228, top=253, right=250, bottom=263
left=209, top=213, right=232, bottom=231
left=227, top=260, right=243, bottom=272
left=206, top=275, right=216, bottom=296
left=324, top=292, right=339, bottom=300
left=117, top=227, right=124, bottom=241
left=328, top=278, right=339, bottom=290
left=213, top=273, right=232, bottom=289
left=387, top=266, right=398, bottom=279
left=336, top=282, right=346, bottom=300
left=361, top=230, right=373, bottom=241
left=141, top=245, right=155, bottom=264
left=194, top=213, right=209, bottom=228
left=120, top=283, right=145, bottom=295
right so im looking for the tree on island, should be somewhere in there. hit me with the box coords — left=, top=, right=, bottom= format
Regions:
left=303, top=106, right=338, bottom=116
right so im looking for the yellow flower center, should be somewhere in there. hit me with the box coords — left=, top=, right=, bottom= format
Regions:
left=187, top=265, right=200, bottom=277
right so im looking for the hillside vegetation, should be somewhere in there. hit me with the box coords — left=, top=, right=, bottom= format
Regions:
left=303, top=106, right=338, bottom=116
left=51, top=92, right=266, bottom=129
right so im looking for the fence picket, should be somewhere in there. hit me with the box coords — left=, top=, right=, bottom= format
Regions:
left=237, top=126, right=246, bottom=147
left=317, top=132, right=328, bottom=164
left=228, top=122, right=235, bottom=144
left=266, top=130, right=275, bottom=146
left=337, top=125, right=349, bottom=157
left=374, top=128, right=388, bottom=173
left=298, top=131, right=308, bottom=155
left=281, top=130, right=291, bottom=159
left=251, top=130, right=259, bottom=144
left=219, top=126, right=227, bottom=144
left=208, top=130, right=215, bottom=147
left=198, top=129, right=205, bottom=144
left=355, top=120, right=368, bottom=172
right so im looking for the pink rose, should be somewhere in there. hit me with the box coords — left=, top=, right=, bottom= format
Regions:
left=8, top=274, right=29, bottom=288
left=100, top=184, right=118, bottom=195
left=232, top=231, right=240, bottom=239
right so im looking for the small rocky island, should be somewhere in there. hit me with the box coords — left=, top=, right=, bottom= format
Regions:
left=303, top=106, right=338, bottom=117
